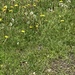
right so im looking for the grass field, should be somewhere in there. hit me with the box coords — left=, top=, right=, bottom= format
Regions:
left=0, top=0, right=75, bottom=75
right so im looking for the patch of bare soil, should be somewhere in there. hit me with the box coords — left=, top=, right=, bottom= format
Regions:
left=49, top=52, right=75, bottom=75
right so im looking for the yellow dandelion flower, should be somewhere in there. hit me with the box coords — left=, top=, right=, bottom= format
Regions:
left=2, top=8, right=6, bottom=12
left=3, top=5, right=7, bottom=9
left=5, top=35, right=9, bottom=39
left=33, top=4, right=36, bottom=7
left=29, top=25, right=33, bottom=28
left=40, top=14, right=45, bottom=17
left=36, top=25, right=38, bottom=28
left=0, top=64, right=3, bottom=67
left=10, top=6, right=14, bottom=8
left=9, top=10, right=13, bottom=12
left=59, top=0, right=63, bottom=2
left=26, top=4, right=30, bottom=7
left=2, top=5, right=7, bottom=12
left=21, top=30, right=25, bottom=33
left=60, top=20, right=64, bottom=22
left=14, top=4, right=18, bottom=7
left=0, top=18, right=2, bottom=22
left=28, top=4, right=30, bottom=6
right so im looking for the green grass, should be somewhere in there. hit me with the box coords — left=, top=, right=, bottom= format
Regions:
left=0, top=0, right=75, bottom=75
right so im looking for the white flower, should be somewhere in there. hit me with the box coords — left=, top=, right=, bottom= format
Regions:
left=46, top=68, right=52, bottom=72
left=17, top=42, right=19, bottom=45
left=11, top=18, right=14, bottom=22
left=33, top=72, right=36, bottom=75
left=30, top=11, right=34, bottom=15
left=67, top=0, right=71, bottom=3
left=9, top=22, right=13, bottom=26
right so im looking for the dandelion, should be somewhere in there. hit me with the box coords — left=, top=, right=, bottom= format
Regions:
left=9, top=9, right=13, bottom=12
left=40, top=14, right=45, bottom=17
left=33, top=4, right=36, bottom=7
left=3, top=5, right=7, bottom=9
left=60, top=20, right=64, bottom=22
left=21, top=30, right=25, bottom=33
left=59, top=0, right=63, bottom=3
left=36, top=25, right=38, bottom=28
left=30, top=11, right=34, bottom=15
left=5, top=35, right=9, bottom=39
left=0, top=64, right=3, bottom=67
left=33, top=72, right=35, bottom=75
left=0, top=18, right=2, bottom=22
left=29, top=25, right=33, bottom=28
left=2, top=5, right=7, bottom=12
left=10, top=6, right=14, bottom=8
left=26, top=4, right=30, bottom=7
left=14, top=4, right=18, bottom=7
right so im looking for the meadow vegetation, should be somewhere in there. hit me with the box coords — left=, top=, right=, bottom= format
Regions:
left=0, top=0, right=75, bottom=75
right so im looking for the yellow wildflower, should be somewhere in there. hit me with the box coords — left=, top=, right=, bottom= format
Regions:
left=21, top=30, right=25, bottom=33
left=14, top=4, right=18, bottom=7
left=9, top=10, right=13, bottom=12
left=40, top=14, right=45, bottom=17
left=36, top=25, right=38, bottom=28
left=33, top=4, right=36, bottom=7
left=2, top=5, right=7, bottom=12
left=5, top=35, right=9, bottom=39
left=3, top=5, right=7, bottom=9
left=0, top=64, right=3, bottom=67
left=10, top=6, right=14, bottom=8
left=60, top=20, right=64, bottom=22
left=26, top=4, right=30, bottom=7
left=0, top=18, right=2, bottom=22
left=59, top=0, right=63, bottom=2
left=29, top=25, right=33, bottom=28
